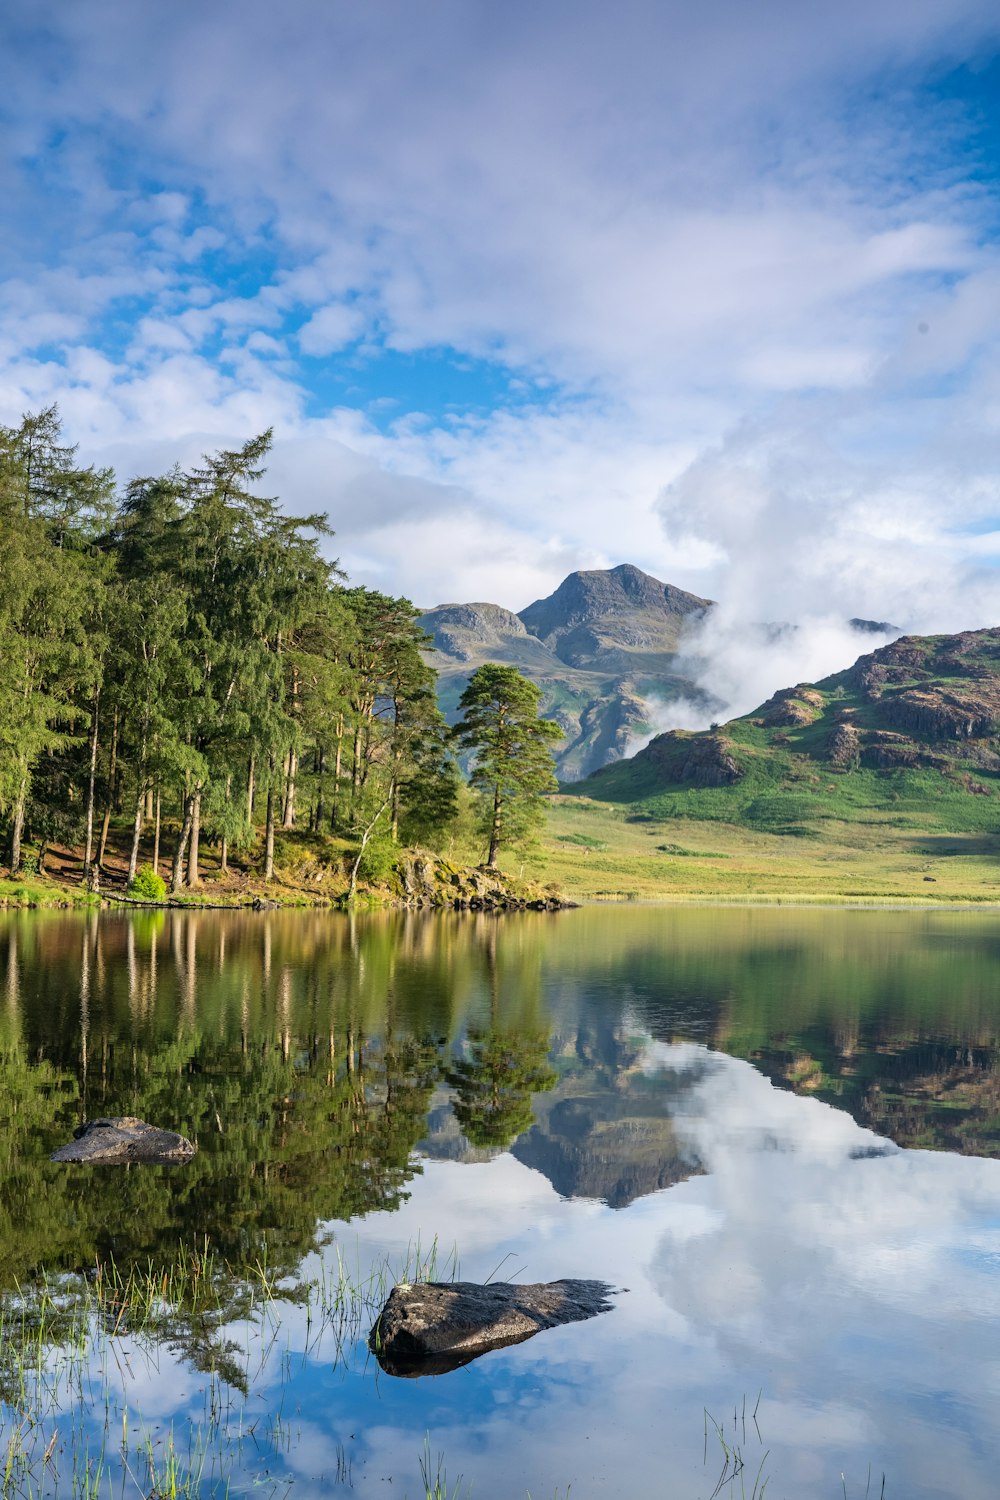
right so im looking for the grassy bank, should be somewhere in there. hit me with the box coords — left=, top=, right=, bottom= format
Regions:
left=0, top=877, right=98, bottom=910
left=6, top=779, right=998, bottom=911
left=538, top=794, right=1000, bottom=904
left=0, top=824, right=557, bottom=911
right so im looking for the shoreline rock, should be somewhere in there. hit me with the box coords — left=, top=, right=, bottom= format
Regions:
left=394, top=852, right=576, bottom=912
left=369, top=1277, right=616, bottom=1377
left=51, top=1117, right=197, bottom=1165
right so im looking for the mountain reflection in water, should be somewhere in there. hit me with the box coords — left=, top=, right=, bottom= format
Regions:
left=0, top=906, right=998, bottom=1497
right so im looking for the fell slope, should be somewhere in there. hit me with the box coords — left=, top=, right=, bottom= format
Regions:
left=573, top=628, right=1000, bottom=846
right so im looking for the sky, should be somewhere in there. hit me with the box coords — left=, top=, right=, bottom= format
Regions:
left=2, top=0, right=1000, bottom=683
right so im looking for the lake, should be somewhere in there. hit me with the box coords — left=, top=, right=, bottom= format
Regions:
left=1, top=905, right=999, bottom=1498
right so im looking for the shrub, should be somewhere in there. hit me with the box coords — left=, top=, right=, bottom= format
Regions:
left=129, top=866, right=167, bottom=901
left=356, top=834, right=397, bottom=885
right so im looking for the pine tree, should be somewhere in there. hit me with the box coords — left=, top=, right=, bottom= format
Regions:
left=452, top=664, right=561, bottom=867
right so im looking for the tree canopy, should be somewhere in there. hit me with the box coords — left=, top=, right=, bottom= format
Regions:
left=452, top=663, right=562, bottom=867
left=0, top=408, right=461, bottom=888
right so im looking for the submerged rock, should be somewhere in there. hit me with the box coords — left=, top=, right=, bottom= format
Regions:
left=369, top=1278, right=616, bottom=1377
left=51, top=1117, right=196, bottom=1165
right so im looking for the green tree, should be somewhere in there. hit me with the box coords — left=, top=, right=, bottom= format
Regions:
left=0, top=409, right=112, bottom=873
left=163, top=432, right=330, bottom=886
left=452, top=664, right=561, bottom=867
left=446, top=1026, right=556, bottom=1149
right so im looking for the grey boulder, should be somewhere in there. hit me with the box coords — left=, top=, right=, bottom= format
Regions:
left=51, top=1117, right=197, bottom=1165
left=369, top=1278, right=615, bottom=1377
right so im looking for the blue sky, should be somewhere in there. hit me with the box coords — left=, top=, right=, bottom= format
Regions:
left=1, top=0, right=1000, bottom=668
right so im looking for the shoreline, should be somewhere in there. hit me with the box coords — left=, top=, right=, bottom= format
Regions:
left=1, top=878, right=997, bottom=914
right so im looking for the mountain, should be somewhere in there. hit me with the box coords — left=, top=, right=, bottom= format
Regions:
left=574, top=627, right=1000, bottom=834
left=518, top=563, right=712, bottom=672
left=420, top=564, right=715, bottom=781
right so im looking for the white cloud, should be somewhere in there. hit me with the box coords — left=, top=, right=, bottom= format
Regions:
left=297, top=302, right=366, bottom=355
left=0, top=0, right=999, bottom=694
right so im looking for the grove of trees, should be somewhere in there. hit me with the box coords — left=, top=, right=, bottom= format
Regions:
left=0, top=409, right=559, bottom=887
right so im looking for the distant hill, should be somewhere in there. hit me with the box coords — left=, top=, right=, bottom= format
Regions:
left=573, top=627, right=1000, bottom=838
left=420, top=564, right=716, bottom=781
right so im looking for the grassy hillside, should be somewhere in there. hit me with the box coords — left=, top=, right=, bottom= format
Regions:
left=546, top=628, right=1000, bottom=902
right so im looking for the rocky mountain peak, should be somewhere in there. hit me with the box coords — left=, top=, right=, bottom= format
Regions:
left=519, top=564, right=711, bottom=640
left=418, top=564, right=718, bottom=781
left=516, top=564, right=713, bottom=670
left=420, top=602, right=529, bottom=661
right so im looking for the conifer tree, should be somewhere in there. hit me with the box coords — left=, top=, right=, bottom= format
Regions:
left=452, top=663, right=561, bottom=867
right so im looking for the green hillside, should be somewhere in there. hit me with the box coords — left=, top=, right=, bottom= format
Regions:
left=539, top=629, right=1000, bottom=902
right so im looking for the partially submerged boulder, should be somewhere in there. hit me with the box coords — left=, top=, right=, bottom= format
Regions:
left=369, top=1278, right=615, bottom=1377
left=51, top=1117, right=196, bottom=1165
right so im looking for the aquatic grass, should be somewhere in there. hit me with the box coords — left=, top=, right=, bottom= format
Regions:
left=0, top=1230, right=464, bottom=1492
left=134, top=1425, right=213, bottom=1500
left=0, top=1231, right=417, bottom=1436
left=394, top=1234, right=461, bottom=1288
left=842, top=1466, right=886, bottom=1499
left=704, top=1394, right=769, bottom=1500
left=419, top=1436, right=466, bottom=1500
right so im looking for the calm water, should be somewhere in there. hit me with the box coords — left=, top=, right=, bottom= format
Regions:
left=2, top=905, right=1000, bottom=1498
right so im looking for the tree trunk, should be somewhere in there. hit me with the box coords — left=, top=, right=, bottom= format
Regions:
left=97, top=707, right=119, bottom=871
left=348, top=798, right=391, bottom=901
left=351, top=721, right=362, bottom=798
left=153, top=788, right=162, bottom=874
left=282, top=748, right=297, bottom=829
left=187, top=787, right=202, bottom=886
left=487, top=783, right=502, bottom=868
left=127, top=701, right=151, bottom=885
left=171, top=795, right=194, bottom=893
left=126, top=784, right=144, bottom=885
left=283, top=664, right=299, bottom=830
left=315, top=744, right=326, bottom=831
left=264, top=753, right=276, bottom=881
left=9, top=774, right=27, bottom=876
left=83, top=693, right=100, bottom=878
left=220, top=772, right=231, bottom=875
left=331, top=722, right=344, bottom=831
left=96, top=804, right=112, bottom=873
left=246, top=755, right=256, bottom=824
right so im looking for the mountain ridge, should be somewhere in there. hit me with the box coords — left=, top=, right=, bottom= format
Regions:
left=420, top=563, right=715, bottom=780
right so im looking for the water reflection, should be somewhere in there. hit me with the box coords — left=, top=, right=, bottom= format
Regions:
left=0, top=906, right=999, bottom=1496
left=0, top=908, right=998, bottom=1283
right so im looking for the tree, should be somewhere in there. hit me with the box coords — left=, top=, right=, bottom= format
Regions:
left=0, top=409, right=112, bottom=873
left=446, top=1026, right=556, bottom=1149
left=451, top=664, right=561, bottom=867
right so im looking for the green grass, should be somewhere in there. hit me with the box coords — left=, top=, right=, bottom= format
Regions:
left=548, top=630, right=1000, bottom=902
left=0, top=877, right=97, bottom=910
left=539, top=795, right=1000, bottom=903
